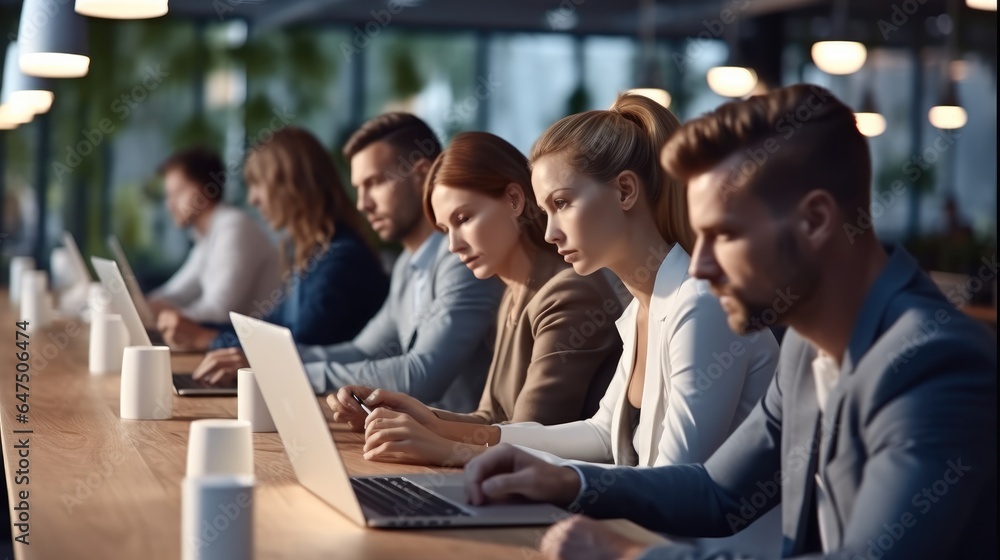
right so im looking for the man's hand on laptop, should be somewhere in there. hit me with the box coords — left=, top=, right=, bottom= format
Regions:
left=157, top=309, right=217, bottom=351
left=464, top=443, right=581, bottom=508
left=326, top=386, right=440, bottom=432
left=191, top=348, right=248, bottom=387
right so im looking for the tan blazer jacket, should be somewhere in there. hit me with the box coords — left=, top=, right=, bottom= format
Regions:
left=471, top=253, right=623, bottom=424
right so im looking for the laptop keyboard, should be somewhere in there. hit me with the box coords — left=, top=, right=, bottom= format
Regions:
left=351, top=477, right=471, bottom=518
left=172, top=374, right=236, bottom=391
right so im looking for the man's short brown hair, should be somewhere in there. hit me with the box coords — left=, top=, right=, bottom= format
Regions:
left=342, top=112, right=442, bottom=163
left=660, top=84, right=871, bottom=216
left=157, top=147, right=225, bottom=202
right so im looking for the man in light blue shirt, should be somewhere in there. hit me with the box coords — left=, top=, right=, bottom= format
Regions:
left=299, top=113, right=503, bottom=412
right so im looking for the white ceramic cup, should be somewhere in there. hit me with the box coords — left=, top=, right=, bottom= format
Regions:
left=237, top=369, right=276, bottom=433
left=181, top=475, right=254, bottom=560
left=89, top=313, right=130, bottom=374
left=50, top=247, right=75, bottom=291
left=19, top=270, right=48, bottom=332
left=9, top=256, right=35, bottom=305
left=186, top=419, right=254, bottom=478
left=119, top=346, right=173, bottom=420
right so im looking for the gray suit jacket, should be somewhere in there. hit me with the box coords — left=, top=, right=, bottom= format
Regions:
left=299, top=232, right=504, bottom=412
left=571, top=245, right=996, bottom=559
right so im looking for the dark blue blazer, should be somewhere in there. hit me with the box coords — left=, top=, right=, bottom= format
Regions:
left=210, top=224, right=388, bottom=349
left=570, top=245, right=996, bottom=559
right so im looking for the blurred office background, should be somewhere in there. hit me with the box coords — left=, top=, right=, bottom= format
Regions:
left=0, top=0, right=996, bottom=305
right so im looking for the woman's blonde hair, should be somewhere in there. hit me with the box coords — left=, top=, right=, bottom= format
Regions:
left=244, top=127, right=371, bottom=270
left=529, top=93, right=694, bottom=253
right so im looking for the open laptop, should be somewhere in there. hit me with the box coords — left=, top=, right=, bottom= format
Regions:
left=231, top=311, right=570, bottom=529
left=56, top=232, right=94, bottom=315
left=91, top=257, right=234, bottom=396
left=107, top=235, right=157, bottom=329
left=62, top=231, right=93, bottom=283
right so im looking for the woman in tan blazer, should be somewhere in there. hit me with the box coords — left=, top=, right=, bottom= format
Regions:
left=327, top=131, right=622, bottom=466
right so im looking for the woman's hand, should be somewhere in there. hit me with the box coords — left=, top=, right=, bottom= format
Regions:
left=326, top=385, right=378, bottom=432
left=363, top=408, right=476, bottom=467
left=326, top=386, right=442, bottom=432
left=191, top=348, right=248, bottom=387
left=157, top=309, right=217, bottom=351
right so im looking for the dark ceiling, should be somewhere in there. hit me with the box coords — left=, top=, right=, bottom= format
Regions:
left=0, top=0, right=995, bottom=50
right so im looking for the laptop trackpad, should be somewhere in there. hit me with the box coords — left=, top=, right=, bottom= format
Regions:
left=402, top=473, right=468, bottom=504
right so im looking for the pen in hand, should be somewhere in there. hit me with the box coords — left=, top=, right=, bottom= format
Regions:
left=351, top=391, right=374, bottom=415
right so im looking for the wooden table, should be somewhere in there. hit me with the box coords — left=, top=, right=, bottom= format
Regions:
left=1, top=302, right=665, bottom=559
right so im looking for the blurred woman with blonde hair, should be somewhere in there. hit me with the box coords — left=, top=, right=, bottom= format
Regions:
left=163, top=127, right=389, bottom=385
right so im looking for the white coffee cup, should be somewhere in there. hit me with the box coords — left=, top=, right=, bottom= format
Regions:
left=186, top=419, right=253, bottom=478
left=237, top=369, right=276, bottom=433
left=120, top=346, right=173, bottom=420
left=50, top=247, right=76, bottom=291
left=9, top=256, right=35, bottom=305
left=20, top=270, right=48, bottom=332
left=90, top=314, right=130, bottom=374
left=181, top=475, right=254, bottom=560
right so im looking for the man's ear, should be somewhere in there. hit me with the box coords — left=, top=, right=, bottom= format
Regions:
left=796, top=189, right=840, bottom=249
left=413, top=158, right=434, bottom=185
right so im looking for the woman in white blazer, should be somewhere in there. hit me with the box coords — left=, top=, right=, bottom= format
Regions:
left=513, top=92, right=781, bottom=556
left=497, top=242, right=776, bottom=469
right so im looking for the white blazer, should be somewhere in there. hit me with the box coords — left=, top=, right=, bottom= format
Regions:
left=500, top=244, right=783, bottom=556
left=499, top=243, right=778, bottom=466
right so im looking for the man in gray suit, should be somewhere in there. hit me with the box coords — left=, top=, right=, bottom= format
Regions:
left=462, top=85, right=996, bottom=559
left=299, top=113, right=503, bottom=412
